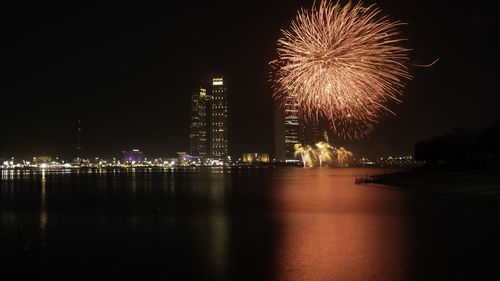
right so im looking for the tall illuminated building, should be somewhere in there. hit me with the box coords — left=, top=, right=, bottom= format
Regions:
left=302, top=118, right=323, bottom=145
left=276, top=96, right=324, bottom=160
left=209, top=77, right=228, bottom=158
left=274, top=101, right=286, bottom=160
left=189, top=88, right=209, bottom=156
left=284, top=94, right=302, bottom=159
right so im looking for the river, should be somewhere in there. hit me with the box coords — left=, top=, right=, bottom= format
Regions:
left=1, top=167, right=498, bottom=280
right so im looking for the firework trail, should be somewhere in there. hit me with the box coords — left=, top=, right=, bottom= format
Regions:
left=271, top=0, right=412, bottom=139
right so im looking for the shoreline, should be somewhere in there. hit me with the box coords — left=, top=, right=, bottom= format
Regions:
left=369, top=164, right=500, bottom=207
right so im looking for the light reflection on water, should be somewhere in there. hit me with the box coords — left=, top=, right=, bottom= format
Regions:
left=272, top=169, right=410, bottom=281
left=0, top=167, right=498, bottom=280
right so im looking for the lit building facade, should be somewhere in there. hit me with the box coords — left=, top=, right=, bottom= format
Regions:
left=123, top=149, right=144, bottom=163
left=302, top=118, right=324, bottom=145
left=276, top=96, right=326, bottom=160
left=242, top=152, right=270, bottom=163
left=284, top=94, right=302, bottom=159
left=209, top=77, right=228, bottom=158
left=189, top=88, right=209, bottom=156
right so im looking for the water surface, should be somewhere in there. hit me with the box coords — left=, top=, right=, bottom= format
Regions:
left=1, top=168, right=498, bottom=280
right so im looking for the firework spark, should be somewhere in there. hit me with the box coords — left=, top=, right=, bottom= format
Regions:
left=271, top=0, right=411, bottom=139
left=315, top=141, right=334, bottom=167
left=294, top=143, right=317, bottom=167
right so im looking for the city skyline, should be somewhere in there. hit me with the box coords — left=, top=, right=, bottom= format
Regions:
left=0, top=0, right=498, bottom=160
left=1, top=2, right=498, bottom=280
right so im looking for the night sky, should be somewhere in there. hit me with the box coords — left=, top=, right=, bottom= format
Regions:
left=1, top=0, right=497, bottom=160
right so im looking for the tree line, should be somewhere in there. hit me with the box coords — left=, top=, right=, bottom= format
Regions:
left=414, top=122, right=500, bottom=164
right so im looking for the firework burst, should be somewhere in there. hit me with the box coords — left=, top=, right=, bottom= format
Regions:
left=271, top=0, right=412, bottom=139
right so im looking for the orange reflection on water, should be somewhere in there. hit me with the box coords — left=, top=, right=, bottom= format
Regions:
left=274, top=168, right=411, bottom=281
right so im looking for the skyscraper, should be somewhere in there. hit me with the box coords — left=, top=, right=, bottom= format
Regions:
left=189, top=88, right=209, bottom=156
left=276, top=98, right=327, bottom=161
left=76, top=120, right=83, bottom=159
left=284, top=94, right=301, bottom=159
left=209, top=77, right=228, bottom=158
left=302, top=118, right=324, bottom=145
left=274, top=101, right=286, bottom=161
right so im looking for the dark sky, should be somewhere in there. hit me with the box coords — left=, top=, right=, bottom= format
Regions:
left=0, top=0, right=497, bottom=160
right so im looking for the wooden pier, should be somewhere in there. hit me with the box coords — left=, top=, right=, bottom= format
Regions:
left=354, top=174, right=381, bottom=184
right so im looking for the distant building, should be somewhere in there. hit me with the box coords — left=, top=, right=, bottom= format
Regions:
left=209, top=77, right=229, bottom=158
left=284, top=94, right=301, bottom=159
left=188, top=77, right=229, bottom=159
left=177, top=152, right=203, bottom=166
left=377, top=155, right=424, bottom=168
left=276, top=96, right=328, bottom=161
left=123, top=149, right=144, bottom=163
left=190, top=88, right=209, bottom=156
left=274, top=101, right=286, bottom=161
left=33, top=156, right=52, bottom=164
left=76, top=120, right=83, bottom=159
left=176, top=152, right=188, bottom=165
left=302, top=119, right=324, bottom=145
left=242, top=152, right=270, bottom=163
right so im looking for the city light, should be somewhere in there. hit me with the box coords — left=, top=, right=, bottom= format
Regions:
left=213, top=78, right=223, bottom=86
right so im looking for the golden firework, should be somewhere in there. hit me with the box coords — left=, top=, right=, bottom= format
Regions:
left=271, top=0, right=411, bottom=139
